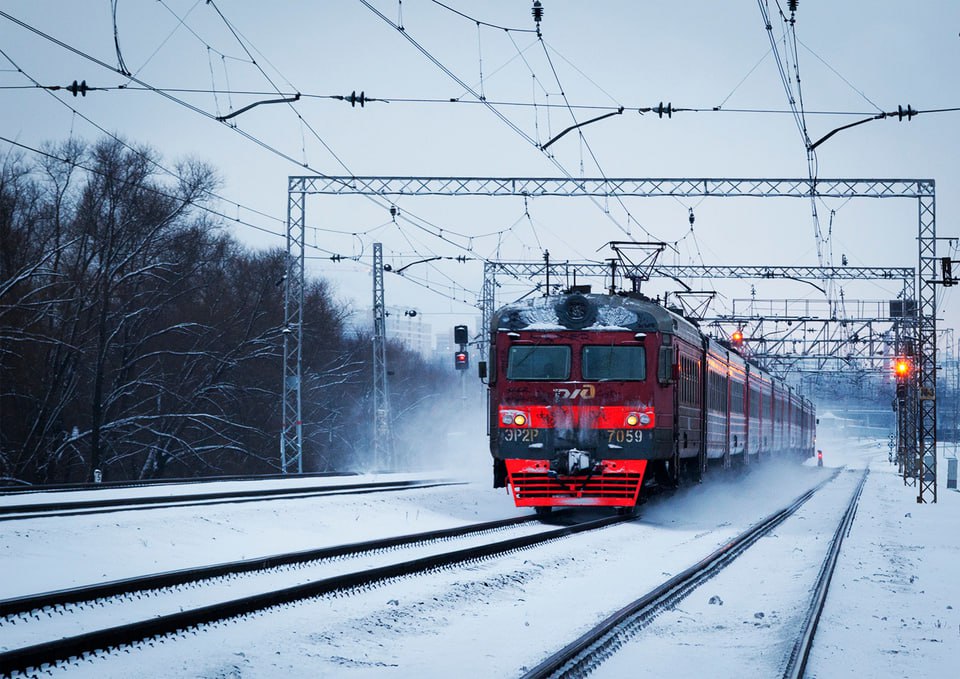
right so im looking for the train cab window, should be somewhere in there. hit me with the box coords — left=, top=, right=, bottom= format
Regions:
left=582, top=346, right=646, bottom=381
left=506, top=346, right=571, bottom=381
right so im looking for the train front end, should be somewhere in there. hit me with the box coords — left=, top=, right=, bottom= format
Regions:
left=486, top=292, right=675, bottom=510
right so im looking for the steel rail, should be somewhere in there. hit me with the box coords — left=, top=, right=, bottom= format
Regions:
left=0, top=514, right=632, bottom=676
left=0, top=514, right=539, bottom=617
left=521, top=470, right=848, bottom=679
left=0, top=470, right=358, bottom=495
left=781, top=469, right=869, bottom=678
left=0, top=479, right=463, bottom=521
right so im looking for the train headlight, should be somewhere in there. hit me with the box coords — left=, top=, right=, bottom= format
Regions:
left=501, top=410, right=529, bottom=427
left=625, top=413, right=640, bottom=427
left=638, top=412, right=652, bottom=426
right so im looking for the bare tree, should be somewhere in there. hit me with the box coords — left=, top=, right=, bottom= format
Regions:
left=1, top=136, right=461, bottom=484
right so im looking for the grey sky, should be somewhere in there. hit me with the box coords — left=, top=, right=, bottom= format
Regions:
left=3, top=1, right=959, bottom=337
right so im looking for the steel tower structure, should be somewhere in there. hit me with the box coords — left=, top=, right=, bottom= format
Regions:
left=280, top=188, right=304, bottom=474
left=371, top=242, right=395, bottom=470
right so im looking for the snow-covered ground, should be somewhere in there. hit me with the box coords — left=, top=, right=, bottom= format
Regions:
left=1, top=434, right=957, bottom=677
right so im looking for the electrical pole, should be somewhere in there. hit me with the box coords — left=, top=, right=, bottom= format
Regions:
left=372, top=242, right=395, bottom=470
left=281, top=187, right=304, bottom=474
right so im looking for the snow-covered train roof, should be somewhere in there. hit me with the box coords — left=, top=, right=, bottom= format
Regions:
left=490, top=292, right=700, bottom=342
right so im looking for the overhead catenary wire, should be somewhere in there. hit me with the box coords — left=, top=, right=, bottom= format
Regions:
left=201, top=1, right=539, bottom=290
left=7, top=82, right=957, bottom=122
left=4, top=4, right=942, bottom=319
left=0, top=46, right=491, bottom=295
left=0, top=45, right=286, bottom=232
left=1, top=130, right=485, bottom=308
left=0, top=7, right=529, bottom=302
left=356, top=0, right=647, bottom=258
left=110, top=0, right=131, bottom=76
left=535, top=30, right=656, bottom=241
left=427, top=0, right=538, bottom=34
left=758, top=0, right=832, bottom=305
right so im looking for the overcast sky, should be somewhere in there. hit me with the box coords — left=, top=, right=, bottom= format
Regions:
left=3, top=1, right=959, bottom=340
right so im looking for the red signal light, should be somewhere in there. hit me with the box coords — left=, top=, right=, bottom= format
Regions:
left=894, top=358, right=912, bottom=378
left=454, top=351, right=469, bottom=370
left=731, top=329, right=743, bottom=345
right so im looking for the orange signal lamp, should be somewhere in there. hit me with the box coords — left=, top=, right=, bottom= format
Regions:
left=894, top=359, right=912, bottom=377
left=731, top=329, right=743, bottom=343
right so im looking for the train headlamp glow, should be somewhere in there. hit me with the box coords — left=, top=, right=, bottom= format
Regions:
left=501, top=410, right=528, bottom=427
left=625, top=412, right=652, bottom=427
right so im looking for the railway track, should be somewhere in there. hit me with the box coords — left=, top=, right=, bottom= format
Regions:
left=0, top=512, right=632, bottom=676
left=522, top=468, right=867, bottom=679
left=0, top=478, right=463, bottom=521
left=781, top=468, right=868, bottom=679
left=0, top=470, right=356, bottom=495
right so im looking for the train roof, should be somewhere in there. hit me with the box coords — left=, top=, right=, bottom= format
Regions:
left=491, top=291, right=701, bottom=341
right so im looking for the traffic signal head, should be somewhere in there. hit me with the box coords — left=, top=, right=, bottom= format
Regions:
left=454, top=351, right=469, bottom=370
left=454, top=325, right=468, bottom=345
left=731, top=329, right=743, bottom=345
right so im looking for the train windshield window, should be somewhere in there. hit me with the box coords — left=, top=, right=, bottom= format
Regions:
left=506, top=346, right=570, bottom=381
left=582, top=346, right=646, bottom=381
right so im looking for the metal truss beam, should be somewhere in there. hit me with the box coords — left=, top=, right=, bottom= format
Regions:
left=290, top=176, right=934, bottom=199
left=486, top=261, right=914, bottom=282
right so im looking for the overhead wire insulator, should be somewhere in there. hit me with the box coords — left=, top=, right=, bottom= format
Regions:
left=897, top=104, right=917, bottom=121
left=655, top=101, right=672, bottom=118
left=532, top=1, right=543, bottom=36
left=347, top=90, right=366, bottom=107
left=66, top=80, right=88, bottom=97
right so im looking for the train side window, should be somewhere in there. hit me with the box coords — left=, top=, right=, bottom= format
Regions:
left=506, top=346, right=571, bottom=381
left=582, top=345, right=646, bottom=381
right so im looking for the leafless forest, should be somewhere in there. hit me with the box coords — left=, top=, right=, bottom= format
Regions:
left=1, top=137, right=456, bottom=483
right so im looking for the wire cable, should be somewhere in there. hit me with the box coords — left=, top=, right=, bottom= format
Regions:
left=428, top=0, right=537, bottom=33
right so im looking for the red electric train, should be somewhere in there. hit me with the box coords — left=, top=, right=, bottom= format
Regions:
left=483, top=289, right=816, bottom=513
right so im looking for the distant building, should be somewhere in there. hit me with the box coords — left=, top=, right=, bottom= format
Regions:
left=384, top=306, right=432, bottom=357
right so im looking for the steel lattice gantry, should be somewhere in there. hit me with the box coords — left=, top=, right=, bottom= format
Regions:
left=284, top=176, right=937, bottom=502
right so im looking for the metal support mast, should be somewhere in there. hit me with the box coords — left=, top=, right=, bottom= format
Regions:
left=918, top=194, right=937, bottom=502
left=372, top=243, right=394, bottom=470
left=281, top=187, right=305, bottom=474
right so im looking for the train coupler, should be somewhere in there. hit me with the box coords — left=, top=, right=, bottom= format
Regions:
left=548, top=449, right=601, bottom=477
